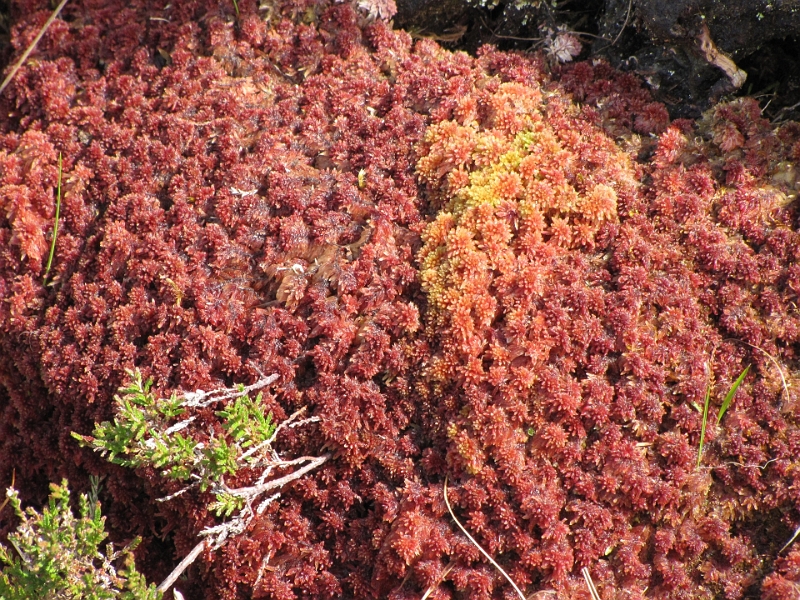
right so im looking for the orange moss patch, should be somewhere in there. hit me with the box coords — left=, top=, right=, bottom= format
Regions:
left=417, top=80, right=638, bottom=394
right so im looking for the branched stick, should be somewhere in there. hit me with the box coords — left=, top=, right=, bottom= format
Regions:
left=155, top=483, right=196, bottom=503
left=218, top=453, right=330, bottom=502
left=75, top=369, right=330, bottom=596
left=156, top=539, right=207, bottom=594
left=0, top=0, right=70, bottom=96
left=252, top=551, right=273, bottom=593
left=152, top=454, right=329, bottom=595
left=240, top=407, right=316, bottom=462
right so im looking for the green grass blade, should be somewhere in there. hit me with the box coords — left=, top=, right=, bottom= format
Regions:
left=697, top=384, right=711, bottom=468
left=717, top=365, right=750, bottom=424
left=43, top=153, right=62, bottom=283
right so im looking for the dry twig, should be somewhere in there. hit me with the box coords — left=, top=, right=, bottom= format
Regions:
left=0, top=0, right=70, bottom=96
left=443, top=475, right=526, bottom=600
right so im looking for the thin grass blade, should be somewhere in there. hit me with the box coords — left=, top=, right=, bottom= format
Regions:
left=43, top=152, right=62, bottom=282
left=697, top=384, right=711, bottom=468
left=582, top=567, right=602, bottom=600
left=717, top=365, right=750, bottom=424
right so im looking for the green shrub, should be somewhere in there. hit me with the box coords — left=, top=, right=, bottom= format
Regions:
left=72, top=369, right=322, bottom=519
left=0, top=477, right=160, bottom=600
left=1, top=371, right=328, bottom=597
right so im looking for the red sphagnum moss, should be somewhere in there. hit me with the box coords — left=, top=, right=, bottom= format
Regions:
left=1, top=1, right=800, bottom=599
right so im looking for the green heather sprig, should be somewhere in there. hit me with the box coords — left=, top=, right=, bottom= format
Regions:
left=73, top=369, right=329, bottom=594
left=0, top=477, right=160, bottom=600
left=72, top=369, right=285, bottom=515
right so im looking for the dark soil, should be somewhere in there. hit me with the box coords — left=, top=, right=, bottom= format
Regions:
left=394, top=0, right=800, bottom=122
left=2, top=1, right=799, bottom=120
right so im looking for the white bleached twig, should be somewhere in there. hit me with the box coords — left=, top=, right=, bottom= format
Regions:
left=443, top=476, right=526, bottom=600
left=0, top=0, right=70, bottom=96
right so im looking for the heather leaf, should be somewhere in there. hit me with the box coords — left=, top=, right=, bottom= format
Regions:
left=201, top=437, right=238, bottom=481
left=217, top=393, right=276, bottom=448
left=160, top=394, right=185, bottom=419
left=209, top=493, right=246, bottom=518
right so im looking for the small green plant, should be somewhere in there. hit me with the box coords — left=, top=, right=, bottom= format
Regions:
left=73, top=369, right=329, bottom=593
left=43, top=152, right=62, bottom=284
left=697, top=365, right=751, bottom=467
left=0, top=477, right=160, bottom=600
